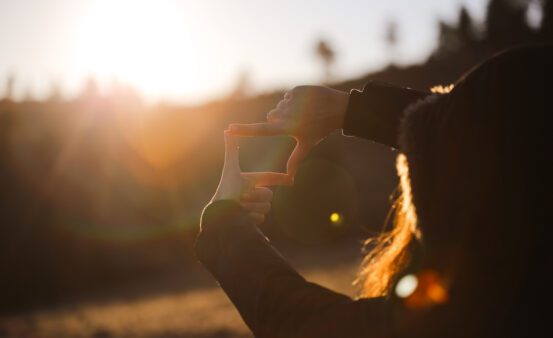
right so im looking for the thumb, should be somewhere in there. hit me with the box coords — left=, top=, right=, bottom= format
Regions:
left=211, top=131, right=242, bottom=202
left=286, top=140, right=313, bottom=178
left=229, top=122, right=288, bottom=136
left=223, top=130, right=240, bottom=175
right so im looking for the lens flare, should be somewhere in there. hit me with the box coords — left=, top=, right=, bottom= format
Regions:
left=395, top=274, right=418, bottom=298
left=329, top=212, right=343, bottom=226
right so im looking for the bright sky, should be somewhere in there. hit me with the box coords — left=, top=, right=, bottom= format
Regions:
left=0, top=0, right=488, bottom=104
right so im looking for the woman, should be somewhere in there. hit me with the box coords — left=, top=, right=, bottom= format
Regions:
left=195, top=44, right=552, bottom=338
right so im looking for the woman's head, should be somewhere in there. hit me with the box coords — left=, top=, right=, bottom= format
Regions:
left=357, top=44, right=553, bottom=298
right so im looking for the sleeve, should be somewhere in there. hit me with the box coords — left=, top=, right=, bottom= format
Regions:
left=342, top=81, right=429, bottom=149
left=194, top=200, right=392, bottom=338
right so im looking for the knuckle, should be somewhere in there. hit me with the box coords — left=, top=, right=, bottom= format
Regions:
left=290, top=86, right=304, bottom=95
left=267, top=109, right=281, bottom=119
left=256, top=188, right=273, bottom=201
left=292, top=85, right=314, bottom=95
left=277, top=100, right=287, bottom=109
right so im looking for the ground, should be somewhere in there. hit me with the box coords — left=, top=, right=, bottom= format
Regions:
left=0, top=243, right=362, bottom=338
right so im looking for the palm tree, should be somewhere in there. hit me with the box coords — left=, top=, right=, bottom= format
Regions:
left=315, top=39, right=335, bottom=83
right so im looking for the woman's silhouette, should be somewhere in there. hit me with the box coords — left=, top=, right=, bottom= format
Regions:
left=195, top=44, right=552, bottom=338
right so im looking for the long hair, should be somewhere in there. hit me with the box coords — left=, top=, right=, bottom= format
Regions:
left=355, top=153, right=419, bottom=297
left=355, top=45, right=552, bottom=337
left=355, top=85, right=453, bottom=298
left=356, top=45, right=553, bottom=306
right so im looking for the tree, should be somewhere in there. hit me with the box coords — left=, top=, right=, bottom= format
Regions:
left=48, top=82, right=63, bottom=102
left=485, top=0, right=533, bottom=45
left=23, top=87, right=35, bottom=102
left=435, top=20, right=461, bottom=56
left=384, top=20, right=399, bottom=63
left=458, top=7, right=477, bottom=43
left=315, top=39, right=336, bottom=83
left=542, top=0, right=553, bottom=39
left=228, top=69, right=252, bottom=100
left=79, top=77, right=100, bottom=101
left=3, top=74, right=15, bottom=101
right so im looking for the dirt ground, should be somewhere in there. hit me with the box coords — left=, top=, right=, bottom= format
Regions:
left=0, top=243, right=363, bottom=338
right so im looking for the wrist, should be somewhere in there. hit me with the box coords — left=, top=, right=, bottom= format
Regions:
left=332, top=89, right=349, bottom=130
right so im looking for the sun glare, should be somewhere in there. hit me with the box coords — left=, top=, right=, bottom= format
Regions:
left=75, top=0, right=206, bottom=100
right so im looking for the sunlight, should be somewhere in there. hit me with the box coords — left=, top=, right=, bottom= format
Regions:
left=75, top=0, right=207, bottom=100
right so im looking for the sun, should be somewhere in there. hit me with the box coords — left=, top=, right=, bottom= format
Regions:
left=75, top=0, right=206, bottom=100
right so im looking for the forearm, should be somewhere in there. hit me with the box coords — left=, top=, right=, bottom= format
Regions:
left=257, top=273, right=392, bottom=338
left=342, top=81, right=429, bottom=148
left=195, top=200, right=391, bottom=338
left=195, top=200, right=307, bottom=334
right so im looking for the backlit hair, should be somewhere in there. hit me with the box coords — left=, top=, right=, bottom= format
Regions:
left=355, top=154, right=420, bottom=297
left=355, top=84, right=453, bottom=297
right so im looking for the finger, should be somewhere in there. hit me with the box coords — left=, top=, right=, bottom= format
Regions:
left=286, top=141, right=313, bottom=177
left=223, top=130, right=239, bottom=173
left=248, top=212, right=265, bottom=225
left=267, top=108, right=285, bottom=123
left=241, top=186, right=273, bottom=202
left=242, top=172, right=293, bottom=186
left=284, top=90, right=293, bottom=100
left=240, top=171, right=256, bottom=191
left=276, top=99, right=289, bottom=110
left=240, top=202, right=271, bottom=214
left=229, top=122, right=288, bottom=136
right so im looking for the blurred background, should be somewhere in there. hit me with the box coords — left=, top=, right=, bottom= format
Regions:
left=0, top=0, right=551, bottom=337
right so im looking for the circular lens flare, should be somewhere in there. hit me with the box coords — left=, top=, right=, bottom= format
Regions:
left=329, top=212, right=343, bottom=226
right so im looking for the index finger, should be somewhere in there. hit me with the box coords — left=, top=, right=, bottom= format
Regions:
left=241, top=172, right=293, bottom=187
left=286, top=141, right=312, bottom=178
left=229, top=122, right=288, bottom=136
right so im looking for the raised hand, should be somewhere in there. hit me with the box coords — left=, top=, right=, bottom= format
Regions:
left=211, top=131, right=289, bottom=225
left=229, top=86, right=349, bottom=180
left=239, top=186, right=273, bottom=225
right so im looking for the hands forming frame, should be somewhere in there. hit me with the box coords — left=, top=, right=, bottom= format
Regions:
left=211, top=86, right=349, bottom=225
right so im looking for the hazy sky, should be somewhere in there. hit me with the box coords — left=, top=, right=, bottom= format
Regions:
left=0, top=0, right=488, bottom=103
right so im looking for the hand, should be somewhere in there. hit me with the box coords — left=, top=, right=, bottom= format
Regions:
left=211, top=131, right=289, bottom=225
left=239, top=187, right=274, bottom=225
left=229, top=86, right=349, bottom=179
